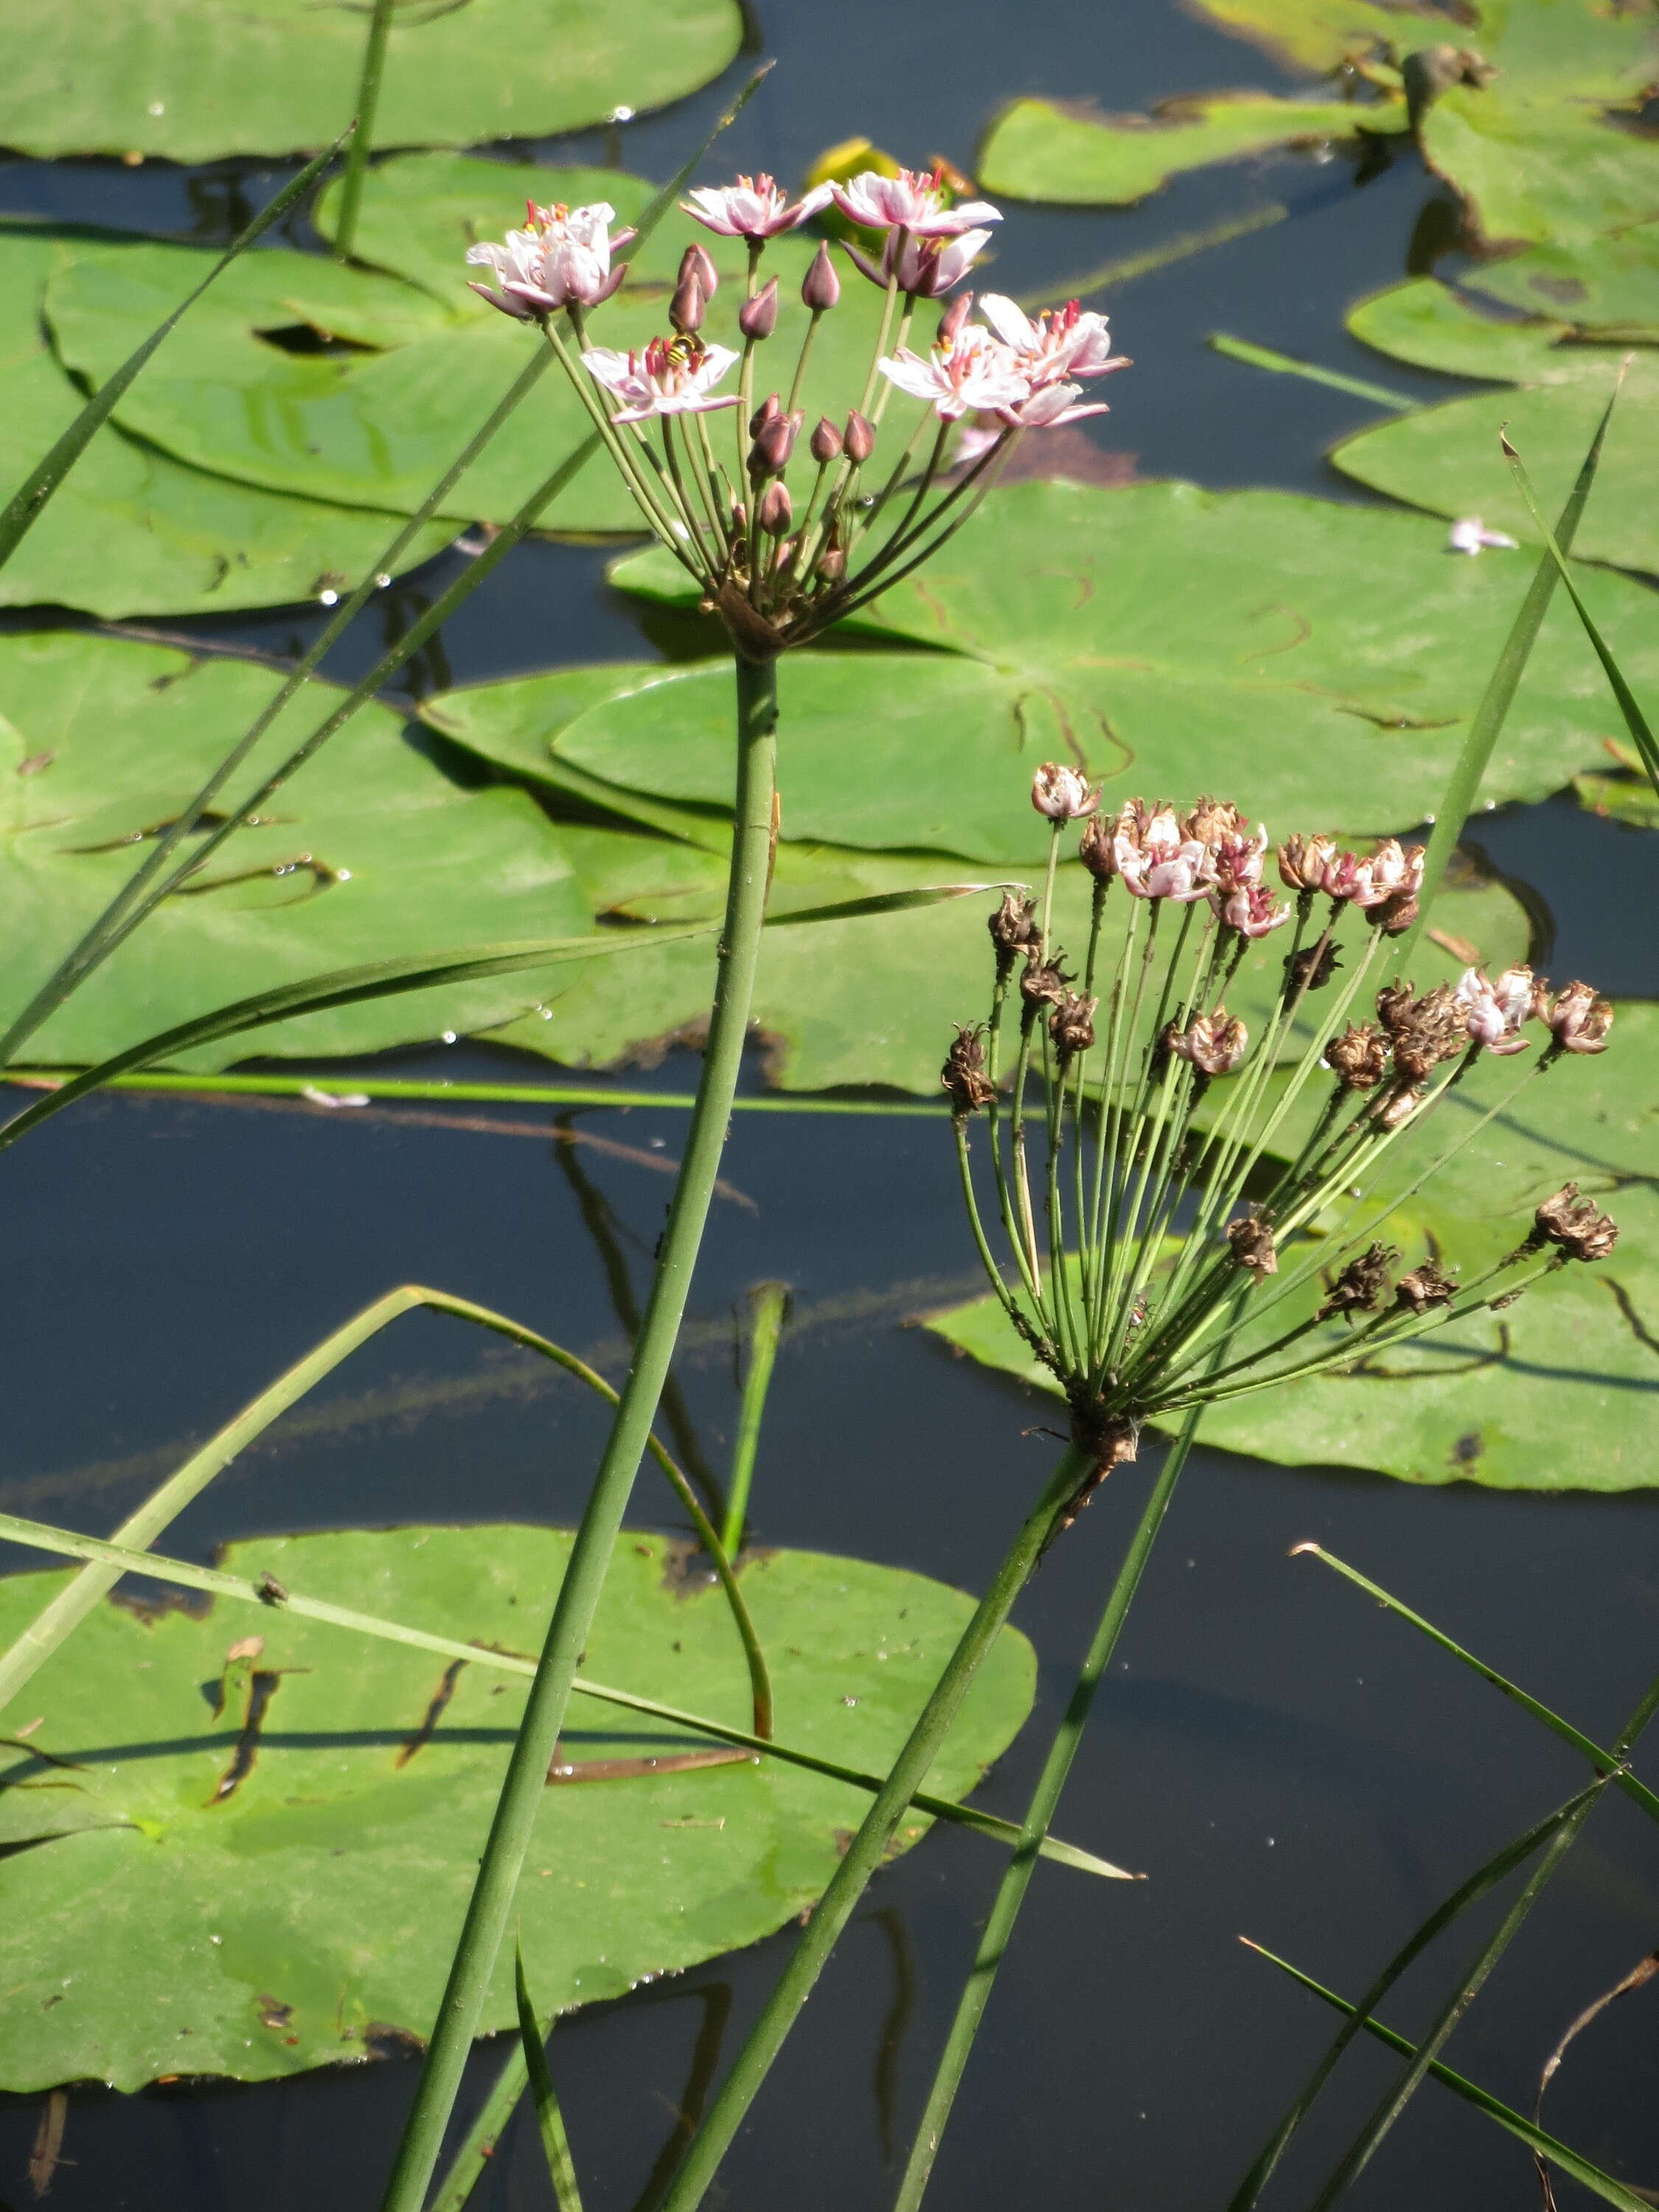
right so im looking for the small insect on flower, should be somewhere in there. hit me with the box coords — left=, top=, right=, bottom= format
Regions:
left=1030, top=762, right=1100, bottom=820
left=580, top=335, right=742, bottom=423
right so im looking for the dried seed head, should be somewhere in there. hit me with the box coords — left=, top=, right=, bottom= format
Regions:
left=1226, top=1213, right=1279, bottom=1279
left=1349, top=837, right=1425, bottom=912
left=757, top=479, right=793, bottom=537
left=1367, top=891, right=1419, bottom=936
left=1213, top=883, right=1290, bottom=939
left=1031, top=762, right=1100, bottom=821
left=1078, top=812, right=1118, bottom=882
left=1185, top=796, right=1246, bottom=849
left=809, top=415, right=843, bottom=464
left=844, top=409, right=876, bottom=464
left=669, top=269, right=706, bottom=334
left=1326, top=1021, right=1390, bottom=1091
left=1170, top=1008, right=1248, bottom=1076
left=1543, top=979, right=1613, bottom=1055
left=1048, top=990, right=1097, bottom=1066
left=1396, top=1258, right=1458, bottom=1314
left=738, top=276, right=779, bottom=340
left=1277, top=832, right=1338, bottom=892
left=1285, top=937, right=1343, bottom=993
left=801, top=240, right=841, bottom=312
left=942, top=1024, right=997, bottom=1115
left=1377, top=981, right=1466, bottom=1081
left=1530, top=1183, right=1618, bottom=1262
left=1020, top=952, right=1072, bottom=1009
left=988, top=888, right=1040, bottom=967
left=1316, top=1241, right=1399, bottom=1322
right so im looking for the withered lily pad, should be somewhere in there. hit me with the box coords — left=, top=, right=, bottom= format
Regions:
left=0, top=1526, right=1034, bottom=2090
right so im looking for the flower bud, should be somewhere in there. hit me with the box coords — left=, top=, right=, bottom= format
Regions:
left=1031, top=762, right=1099, bottom=821
left=810, top=416, right=843, bottom=464
left=1528, top=1183, right=1618, bottom=1262
left=751, top=409, right=800, bottom=476
left=738, top=277, right=779, bottom=340
left=1543, top=978, right=1613, bottom=1054
left=1326, top=1022, right=1389, bottom=1090
left=750, top=392, right=782, bottom=436
left=801, top=240, right=841, bottom=312
left=942, top=1024, right=996, bottom=1115
left=937, top=291, right=973, bottom=346
left=669, top=270, right=706, bottom=334
left=757, top=479, right=793, bottom=537
left=844, top=410, right=876, bottom=464
left=815, top=546, right=846, bottom=582
left=1226, top=1214, right=1278, bottom=1279
left=1315, top=1241, right=1398, bottom=1323
left=680, top=242, right=719, bottom=298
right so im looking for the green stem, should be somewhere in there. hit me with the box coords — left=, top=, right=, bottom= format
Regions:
left=893, top=1405, right=1206, bottom=2212
left=331, top=0, right=397, bottom=262
left=378, top=652, right=779, bottom=2212
left=721, top=1281, right=790, bottom=1557
left=654, top=1444, right=1094, bottom=2212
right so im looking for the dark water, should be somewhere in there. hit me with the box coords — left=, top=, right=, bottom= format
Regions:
left=1, top=2, right=1658, bottom=2206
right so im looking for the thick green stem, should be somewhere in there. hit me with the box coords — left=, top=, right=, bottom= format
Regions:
left=331, top=0, right=396, bottom=261
left=378, top=653, right=779, bottom=2212
left=654, top=1444, right=1093, bottom=2212
left=892, top=1406, right=1203, bottom=2212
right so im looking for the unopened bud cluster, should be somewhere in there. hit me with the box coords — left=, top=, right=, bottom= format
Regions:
left=941, top=769, right=1618, bottom=1512
left=465, top=166, right=1127, bottom=657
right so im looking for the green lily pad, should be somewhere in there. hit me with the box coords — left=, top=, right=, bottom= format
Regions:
left=1573, top=762, right=1659, bottom=830
left=44, top=159, right=892, bottom=538
left=0, top=232, right=454, bottom=618
left=1463, top=219, right=1659, bottom=344
left=1332, top=352, right=1659, bottom=576
left=976, top=91, right=1405, bottom=206
left=0, top=1524, right=1034, bottom=2090
left=1346, top=276, right=1582, bottom=385
left=1419, top=91, right=1659, bottom=252
left=603, top=481, right=1659, bottom=844
left=0, top=629, right=592, bottom=1068
left=0, top=0, right=742, bottom=162
left=927, top=995, right=1659, bottom=1489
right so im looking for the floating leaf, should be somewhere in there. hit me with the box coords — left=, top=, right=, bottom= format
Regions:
left=978, top=91, right=1405, bottom=206
left=0, top=234, right=453, bottom=618
left=602, top=482, right=1659, bottom=846
left=928, top=1003, right=1659, bottom=1490
left=1464, top=220, right=1659, bottom=344
left=0, top=0, right=742, bottom=162
left=0, top=1525, right=1034, bottom=2090
left=1332, top=355, right=1659, bottom=577
left=0, top=630, right=591, bottom=1067
left=1418, top=91, right=1659, bottom=254
left=45, top=160, right=891, bottom=538
left=1346, top=277, right=1580, bottom=386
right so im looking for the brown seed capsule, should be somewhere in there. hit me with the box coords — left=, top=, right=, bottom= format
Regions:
left=1396, top=1259, right=1458, bottom=1314
left=844, top=409, right=876, bottom=464
left=801, top=240, right=841, bottom=312
left=1377, top=980, right=1465, bottom=1082
left=1316, top=1241, right=1399, bottom=1323
left=1326, top=1022, right=1390, bottom=1090
left=988, top=889, right=1040, bottom=976
left=1367, top=890, right=1419, bottom=936
left=738, top=277, right=779, bottom=340
left=1048, top=990, right=1097, bottom=1066
left=1226, top=1214, right=1279, bottom=1280
left=1277, top=832, right=1338, bottom=893
left=1377, top=1083, right=1426, bottom=1132
left=810, top=416, right=843, bottom=464
left=1031, top=761, right=1100, bottom=820
left=1285, top=937, right=1343, bottom=993
left=941, top=1024, right=997, bottom=1115
left=1079, top=812, right=1118, bottom=882
left=1184, top=796, right=1245, bottom=849
left=1529, top=1182, right=1618, bottom=1262
left=1020, top=953, right=1071, bottom=1009
left=1543, top=978, right=1613, bottom=1055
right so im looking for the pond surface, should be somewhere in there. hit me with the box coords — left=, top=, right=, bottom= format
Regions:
left=1, top=1, right=1657, bottom=2206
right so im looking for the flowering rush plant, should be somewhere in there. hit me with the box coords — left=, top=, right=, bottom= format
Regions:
left=944, top=767, right=1616, bottom=1512
left=465, top=167, right=1127, bottom=657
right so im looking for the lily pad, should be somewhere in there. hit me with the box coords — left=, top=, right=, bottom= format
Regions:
left=1418, top=91, right=1659, bottom=252
left=0, top=629, right=592, bottom=1068
left=1345, top=276, right=1581, bottom=386
left=0, top=232, right=454, bottom=618
left=0, top=1524, right=1034, bottom=2090
left=1463, top=219, right=1659, bottom=344
left=927, top=998, right=1659, bottom=1489
left=44, top=159, right=892, bottom=538
left=977, top=91, right=1404, bottom=206
left=602, top=481, right=1659, bottom=845
left=0, top=0, right=742, bottom=162
left=1332, top=352, right=1659, bottom=577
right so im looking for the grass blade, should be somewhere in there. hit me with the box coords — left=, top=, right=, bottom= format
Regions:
left=721, top=1282, right=790, bottom=1557
left=7, top=1070, right=945, bottom=1118
left=515, top=1949, right=585, bottom=2212
left=1292, top=1545, right=1659, bottom=1826
left=1399, top=380, right=1621, bottom=967
left=331, top=0, right=395, bottom=261
left=1242, top=1939, right=1653, bottom=2212
left=1501, top=414, right=1659, bottom=802
left=1208, top=333, right=1412, bottom=410
left=0, top=132, right=351, bottom=576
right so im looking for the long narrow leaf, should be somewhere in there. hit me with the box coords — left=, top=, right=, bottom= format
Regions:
left=1208, top=333, right=1412, bottom=409
left=429, top=2033, right=535, bottom=2211
left=0, top=132, right=351, bottom=574
left=515, top=1950, right=585, bottom=2212
left=1292, top=1545, right=1659, bottom=1825
left=1241, top=1940, right=1652, bottom=2212
left=1399, top=381, right=1622, bottom=967
left=0, top=1505, right=1128, bottom=1880
left=1501, top=418, right=1659, bottom=801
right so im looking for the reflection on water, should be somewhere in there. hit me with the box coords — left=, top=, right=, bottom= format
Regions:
left=0, top=0, right=1657, bottom=2203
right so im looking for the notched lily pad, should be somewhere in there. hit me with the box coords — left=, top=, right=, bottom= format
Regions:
left=0, top=1525, right=1035, bottom=2090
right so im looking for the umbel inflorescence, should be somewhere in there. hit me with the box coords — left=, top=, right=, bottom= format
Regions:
left=944, top=768, right=1616, bottom=1506
left=465, top=169, right=1127, bottom=656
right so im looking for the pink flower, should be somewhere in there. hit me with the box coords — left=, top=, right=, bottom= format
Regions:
left=847, top=227, right=995, bottom=299
left=1116, top=807, right=1214, bottom=902
left=1208, top=824, right=1269, bottom=894
left=582, top=335, right=741, bottom=423
left=831, top=167, right=1002, bottom=237
left=1448, top=516, right=1519, bottom=555
left=1346, top=838, right=1425, bottom=911
left=877, top=324, right=1029, bottom=420
left=466, top=201, right=627, bottom=317
left=681, top=175, right=833, bottom=242
left=1455, top=965, right=1536, bottom=1054
left=994, top=380, right=1111, bottom=431
left=978, top=293, right=1124, bottom=384
left=1211, top=883, right=1290, bottom=939
left=1031, top=762, right=1099, bottom=820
